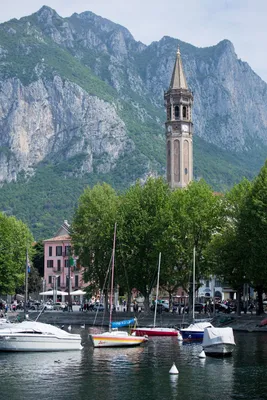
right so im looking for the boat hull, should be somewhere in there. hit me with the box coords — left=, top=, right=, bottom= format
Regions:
left=181, top=322, right=213, bottom=342
left=203, top=343, right=235, bottom=357
left=90, top=332, right=148, bottom=348
left=0, top=334, right=82, bottom=351
left=131, top=327, right=179, bottom=337
left=181, top=331, right=204, bottom=341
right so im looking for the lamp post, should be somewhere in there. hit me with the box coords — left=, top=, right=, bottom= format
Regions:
left=41, top=278, right=46, bottom=304
left=24, top=248, right=29, bottom=319
left=68, top=255, right=74, bottom=312
left=52, top=275, right=59, bottom=304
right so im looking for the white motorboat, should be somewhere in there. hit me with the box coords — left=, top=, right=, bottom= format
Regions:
left=0, top=318, right=12, bottom=329
left=0, top=320, right=82, bottom=351
left=202, top=326, right=236, bottom=356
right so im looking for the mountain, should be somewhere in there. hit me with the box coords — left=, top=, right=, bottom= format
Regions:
left=0, top=6, right=266, bottom=239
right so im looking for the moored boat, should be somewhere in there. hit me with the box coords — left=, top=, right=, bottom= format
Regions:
left=131, top=253, right=181, bottom=338
left=180, top=321, right=213, bottom=341
left=202, top=326, right=236, bottom=356
left=90, top=224, right=148, bottom=348
left=0, top=320, right=82, bottom=351
left=131, top=327, right=180, bottom=337
left=91, top=329, right=147, bottom=348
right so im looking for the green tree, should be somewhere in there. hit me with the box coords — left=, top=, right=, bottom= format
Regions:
left=32, top=241, right=44, bottom=276
left=71, top=183, right=119, bottom=306
left=237, top=162, right=267, bottom=313
left=0, top=213, right=34, bottom=294
left=206, top=179, right=252, bottom=314
left=170, top=180, right=224, bottom=308
left=117, top=178, right=171, bottom=311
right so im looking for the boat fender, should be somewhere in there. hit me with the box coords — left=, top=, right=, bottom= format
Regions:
left=169, top=363, right=179, bottom=374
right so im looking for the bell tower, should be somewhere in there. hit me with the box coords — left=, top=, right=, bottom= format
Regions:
left=165, top=47, right=193, bottom=189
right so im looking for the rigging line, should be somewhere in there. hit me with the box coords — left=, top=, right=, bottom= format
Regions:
left=92, top=252, right=113, bottom=327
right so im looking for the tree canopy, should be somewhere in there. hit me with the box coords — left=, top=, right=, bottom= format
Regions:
left=0, top=212, right=34, bottom=294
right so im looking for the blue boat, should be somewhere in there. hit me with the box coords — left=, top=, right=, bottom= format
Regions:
left=180, top=321, right=213, bottom=341
left=111, top=318, right=136, bottom=329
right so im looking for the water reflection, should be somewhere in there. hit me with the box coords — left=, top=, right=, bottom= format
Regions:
left=169, top=374, right=179, bottom=399
left=92, top=346, right=145, bottom=371
left=1, top=331, right=267, bottom=400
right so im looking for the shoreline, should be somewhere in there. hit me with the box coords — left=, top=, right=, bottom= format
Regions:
left=7, top=310, right=267, bottom=333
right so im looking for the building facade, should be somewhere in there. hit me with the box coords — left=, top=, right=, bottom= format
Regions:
left=43, top=220, right=84, bottom=293
left=165, top=48, right=194, bottom=189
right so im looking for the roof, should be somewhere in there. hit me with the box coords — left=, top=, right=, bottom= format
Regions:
left=43, top=234, right=71, bottom=243
left=55, top=220, right=70, bottom=237
left=169, top=47, right=188, bottom=90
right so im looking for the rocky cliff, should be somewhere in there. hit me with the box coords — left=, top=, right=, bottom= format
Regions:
left=0, top=76, right=133, bottom=183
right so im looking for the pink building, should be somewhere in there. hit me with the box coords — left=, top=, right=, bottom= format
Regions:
left=43, top=220, right=84, bottom=293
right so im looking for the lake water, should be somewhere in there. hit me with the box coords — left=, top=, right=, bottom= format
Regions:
left=1, top=329, right=267, bottom=400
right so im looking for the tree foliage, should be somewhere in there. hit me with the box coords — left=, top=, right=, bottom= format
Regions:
left=237, top=162, right=267, bottom=312
left=0, top=213, right=34, bottom=294
left=71, top=183, right=119, bottom=304
left=72, top=178, right=224, bottom=312
left=116, top=178, right=171, bottom=310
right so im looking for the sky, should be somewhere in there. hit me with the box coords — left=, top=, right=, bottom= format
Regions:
left=0, top=0, right=266, bottom=82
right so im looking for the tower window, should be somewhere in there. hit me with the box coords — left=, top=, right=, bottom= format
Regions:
left=184, top=168, right=188, bottom=175
left=174, top=106, right=179, bottom=120
left=183, top=106, right=187, bottom=119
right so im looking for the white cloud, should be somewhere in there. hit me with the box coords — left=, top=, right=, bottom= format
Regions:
left=0, top=0, right=267, bottom=81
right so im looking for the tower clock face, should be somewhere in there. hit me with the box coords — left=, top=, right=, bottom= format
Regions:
left=182, top=124, right=189, bottom=132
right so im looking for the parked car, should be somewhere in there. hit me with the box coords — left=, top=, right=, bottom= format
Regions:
left=150, top=300, right=169, bottom=313
left=29, top=301, right=41, bottom=310
left=93, top=303, right=105, bottom=312
left=194, top=303, right=205, bottom=313
left=53, top=302, right=67, bottom=311
left=44, top=303, right=53, bottom=310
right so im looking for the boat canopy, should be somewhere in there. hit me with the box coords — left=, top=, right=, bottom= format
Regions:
left=202, top=327, right=235, bottom=347
left=0, top=321, right=76, bottom=337
left=111, top=318, right=136, bottom=329
left=182, top=321, right=213, bottom=332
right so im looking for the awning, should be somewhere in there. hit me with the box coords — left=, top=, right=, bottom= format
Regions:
left=70, top=290, right=86, bottom=296
left=39, top=290, right=68, bottom=296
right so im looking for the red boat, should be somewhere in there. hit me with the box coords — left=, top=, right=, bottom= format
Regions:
left=131, top=327, right=181, bottom=337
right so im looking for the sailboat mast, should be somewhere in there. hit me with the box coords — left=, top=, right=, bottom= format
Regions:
left=109, top=223, right=117, bottom=332
left=24, top=248, right=29, bottom=319
left=153, top=252, right=161, bottom=328
left=192, top=246, right=196, bottom=322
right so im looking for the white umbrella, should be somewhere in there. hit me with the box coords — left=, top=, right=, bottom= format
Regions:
left=70, top=290, right=86, bottom=295
left=39, top=290, right=68, bottom=296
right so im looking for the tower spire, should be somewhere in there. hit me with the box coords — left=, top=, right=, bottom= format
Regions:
left=164, top=47, right=193, bottom=189
left=169, top=46, right=188, bottom=90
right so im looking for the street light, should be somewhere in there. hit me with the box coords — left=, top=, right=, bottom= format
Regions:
left=52, top=275, right=59, bottom=304
left=41, top=278, right=46, bottom=304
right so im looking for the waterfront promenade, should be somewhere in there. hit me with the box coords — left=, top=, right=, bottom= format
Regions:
left=7, top=309, right=267, bottom=332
